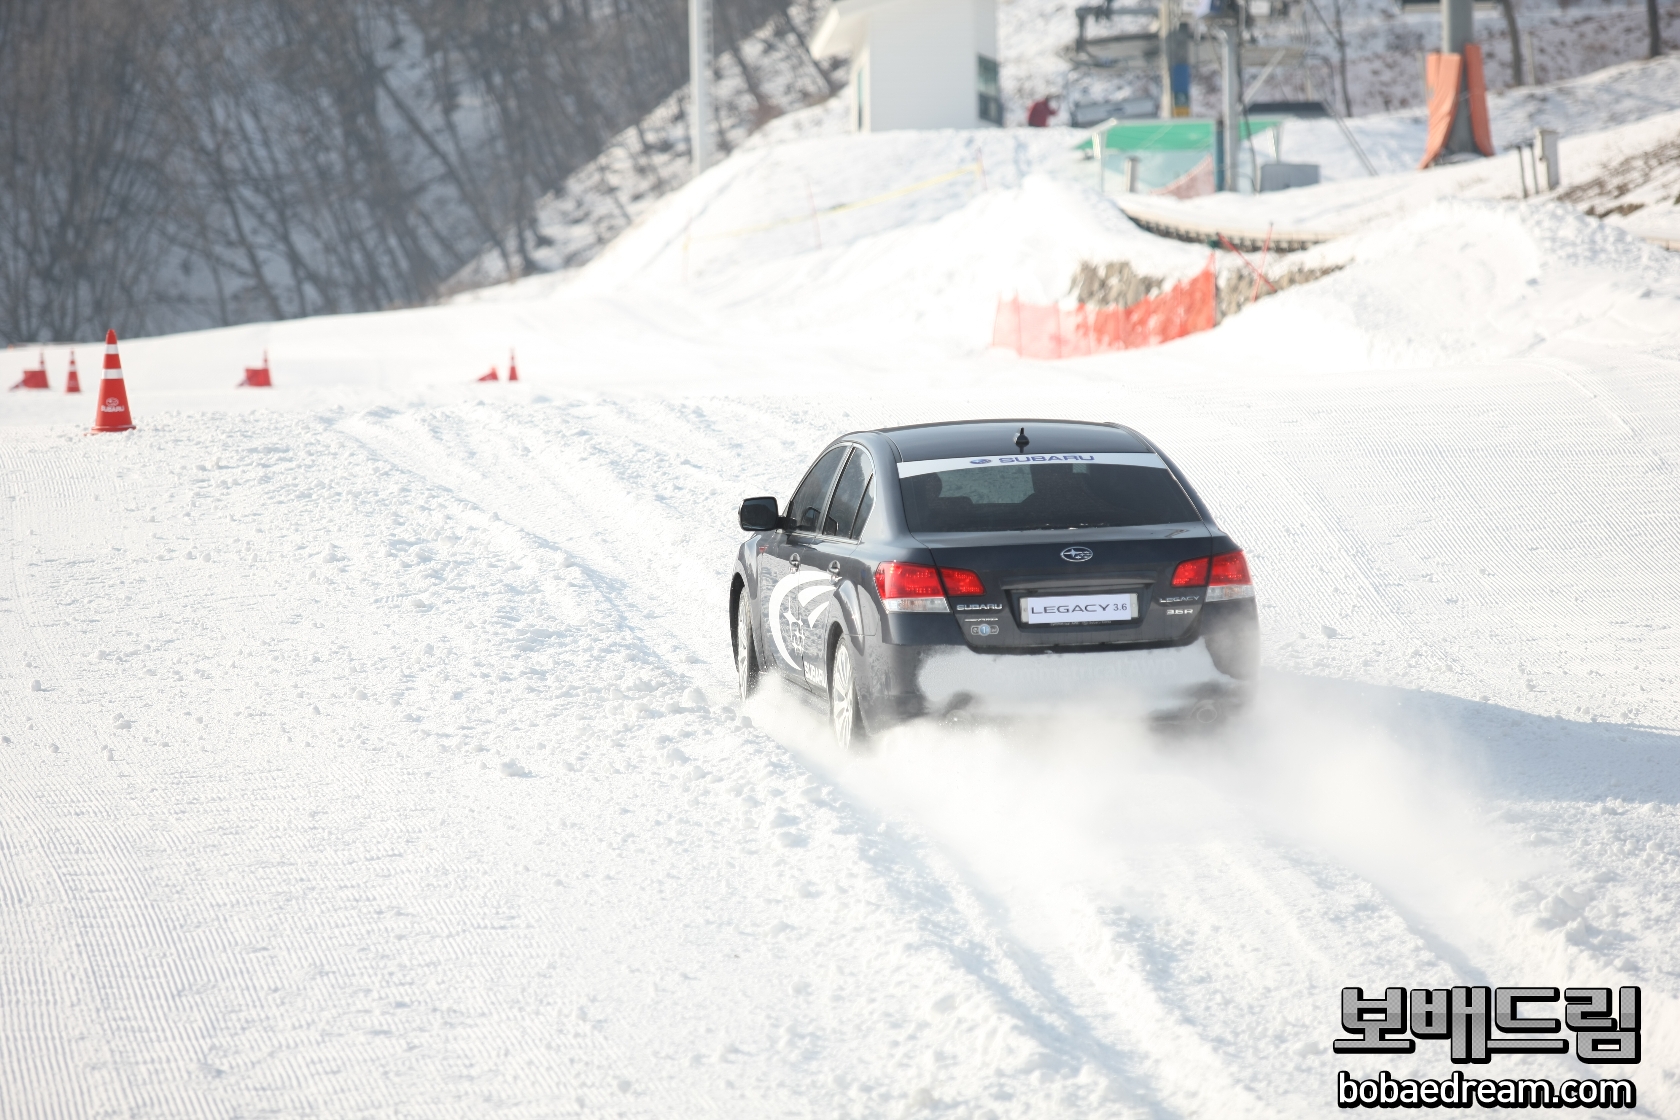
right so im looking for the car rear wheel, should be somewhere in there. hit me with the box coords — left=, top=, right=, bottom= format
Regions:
left=828, top=639, right=867, bottom=752
left=735, top=591, right=760, bottom=700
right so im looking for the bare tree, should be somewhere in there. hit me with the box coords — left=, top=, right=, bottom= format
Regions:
left=0, top=0, right=820, bottom=343
left=0, top=0, right=176, bottom=342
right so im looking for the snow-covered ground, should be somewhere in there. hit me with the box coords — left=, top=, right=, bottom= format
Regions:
left=5, top=109, right=1680, bottom=1120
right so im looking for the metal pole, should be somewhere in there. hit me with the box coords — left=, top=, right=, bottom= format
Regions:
left=1220, top=26, right=1243, bottom=190
left=689, top=0, right=712, bottom=178
left=1160, top=0, right=1174, bottom=118
left=1442, top=0, right=1476, bottom=156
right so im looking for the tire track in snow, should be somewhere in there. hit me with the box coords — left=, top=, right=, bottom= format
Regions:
left=322, top=394, right=1556, bottom=1117
left=324, top=404, right=1187, bottom=1116
left=330, top=401, right=1193, bottom=1115
left=381, top=386, right=1680, bottom=1114
left=328, top=379, right=1680, bottom=1113
left=336, top=401, right=1196, bottom=1103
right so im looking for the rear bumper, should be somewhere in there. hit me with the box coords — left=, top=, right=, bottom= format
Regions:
left=857, top=634, right=1251, bottom=732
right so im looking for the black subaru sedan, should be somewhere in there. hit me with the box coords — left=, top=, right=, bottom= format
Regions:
left=729, top=419, right=1258, bottom=748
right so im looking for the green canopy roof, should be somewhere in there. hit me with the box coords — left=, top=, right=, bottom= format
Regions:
left=1076, top=118, right=1281, bottom=153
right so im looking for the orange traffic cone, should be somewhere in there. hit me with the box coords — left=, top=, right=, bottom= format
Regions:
left=507, top=350, right=519, bottom=382
left=90, top=330, right=134, bottom=433
left=240, top=349, right=272, bottom=387
left=478, top=366, right=499, bottom=382
left=65, top=351, right=80, bottom=393
left=10, top=349, right=48, bottom=390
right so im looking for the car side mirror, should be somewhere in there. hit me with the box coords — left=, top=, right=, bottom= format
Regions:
left=738, top=496, right=782, bottom=532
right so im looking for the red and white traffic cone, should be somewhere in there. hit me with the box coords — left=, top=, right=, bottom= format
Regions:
left=507, top=350, right=519, bottom=382
left=11, top=350, right=48, bottom=390
left=477, top=366, right=499, bottom=382
left=65, top=351, right=81, bottom=394
left=90, top=330, right=134, bottom=433
left=240, top=349, right=272, bottom=387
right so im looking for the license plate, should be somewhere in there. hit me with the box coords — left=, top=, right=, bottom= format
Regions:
left=1019, top=592, right=1138, bottom=625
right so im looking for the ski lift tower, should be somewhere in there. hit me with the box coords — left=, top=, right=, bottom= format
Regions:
left=1440, top=0, right=1478, bottom=157
left=1204, top=0, right=1244, bottom=189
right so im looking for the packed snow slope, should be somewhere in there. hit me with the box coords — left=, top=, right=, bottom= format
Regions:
left=5, top=121, right=1680, bottom=1120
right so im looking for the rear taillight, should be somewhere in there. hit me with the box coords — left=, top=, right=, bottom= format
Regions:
left=1171, top=557, right=1210, bottom=587
left=875, top=562, right=949, bottom=612
left=1170, top=551, right=1254, bottom=599
left=873, top=562, right=982, bottom=612
left=1206, top=549, right=1255, bottom=601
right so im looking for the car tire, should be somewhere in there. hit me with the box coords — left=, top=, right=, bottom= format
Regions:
left=735, top=591, right=760, bottom=701
left=828, top=637, right=868, bottom=752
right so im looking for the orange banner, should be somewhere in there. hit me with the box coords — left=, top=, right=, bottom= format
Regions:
left=1419, top=52, right=1463, bottom=169
left=1419, top=48, right=1493, bottom=167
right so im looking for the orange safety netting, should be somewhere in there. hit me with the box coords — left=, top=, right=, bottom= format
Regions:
left=1420, top=46, right=1494, bottom=168
left=992, top=263, right=1217, bottom=360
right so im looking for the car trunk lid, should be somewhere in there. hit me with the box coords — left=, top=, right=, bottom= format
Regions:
left=921, top=526, right=1215, bottom=650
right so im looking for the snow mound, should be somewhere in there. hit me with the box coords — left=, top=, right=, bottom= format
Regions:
left=1216, top=198, right=1680, bottom=369
left=575, top=130, right=1213, bottom=350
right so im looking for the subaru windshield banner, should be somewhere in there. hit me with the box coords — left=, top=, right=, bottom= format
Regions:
left=895, top=452, right=1166, bottom=478
left=1335, top=985, right=1640, bottom=1109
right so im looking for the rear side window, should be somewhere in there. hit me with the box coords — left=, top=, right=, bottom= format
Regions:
left=789, top=446, right=848, bottom=534
left=900, top=462, right=1198, bottom=533
left=851, top=480, right=875, bottom=538
left=823, top=448, right=874, bottom=538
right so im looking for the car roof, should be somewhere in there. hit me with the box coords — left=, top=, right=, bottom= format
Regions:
left=874, top=419, right=1152, bottom=461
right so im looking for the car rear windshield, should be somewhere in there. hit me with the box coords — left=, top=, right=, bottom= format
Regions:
left=899, top=461, right=1199, bottom=533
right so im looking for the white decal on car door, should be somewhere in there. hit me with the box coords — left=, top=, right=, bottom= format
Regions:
left=797, top=583, right=836, bottom=685
left=765, top=569, right=830, bottom=671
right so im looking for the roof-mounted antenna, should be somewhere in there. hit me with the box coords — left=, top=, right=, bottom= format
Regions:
left=1014, top=427, right=1029, bottom=452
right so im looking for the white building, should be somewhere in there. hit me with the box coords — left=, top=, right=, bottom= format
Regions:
left=810, top=0, right=1001, bottom=133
